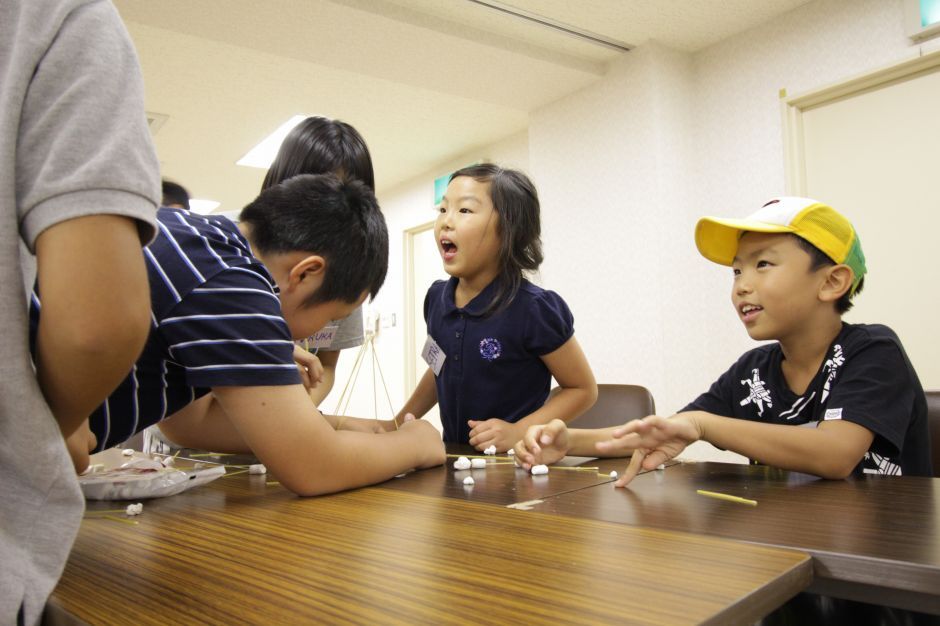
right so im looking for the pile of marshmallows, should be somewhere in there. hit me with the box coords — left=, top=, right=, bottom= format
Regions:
left=453, top=445, right=548, bottom=486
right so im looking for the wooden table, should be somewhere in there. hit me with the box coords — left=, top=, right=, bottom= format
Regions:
left=54, top=465, right=811, bottom=625
left=531, top=461, right=940, bottom=614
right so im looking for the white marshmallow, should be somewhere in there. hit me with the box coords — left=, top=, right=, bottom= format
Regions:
left=248, top=464, right=267, bottom=475
left=463, top=476, right=475, bottom=486
left=657, top=464, right=665, bottom=470
left=483, top=445, right=497, bottom=455
left=161, top=456, right=175, bottom=467
left=470, top=458, right=487, bottom=469
left=125, top=503, right=143, bottom=516
left=506, top=448, right=515, bottom=456
left=609, top=470, right=619, bottom=479
left=453, top=456, right=472, bottom=470
left=121, top=448, right=135, bottom=456
left=531, top=464, right=549, bottom=475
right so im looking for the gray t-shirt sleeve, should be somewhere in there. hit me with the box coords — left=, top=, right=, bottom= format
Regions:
left=325, top=306, right=365, bottom=351
left=17, top=0, right=160, bottom=251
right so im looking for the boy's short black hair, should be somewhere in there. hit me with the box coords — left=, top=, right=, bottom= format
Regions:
left=239, top=174, right=388, bottom=306
left=791, top=234, right=864, bottom=314
left=161, top=180, right=190, bottom=210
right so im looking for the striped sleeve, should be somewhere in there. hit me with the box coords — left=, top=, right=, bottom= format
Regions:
left=159, top=268, right=301, bottom=388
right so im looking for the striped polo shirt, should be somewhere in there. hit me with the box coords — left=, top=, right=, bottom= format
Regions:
left=40, top=208, right=301, bottom=451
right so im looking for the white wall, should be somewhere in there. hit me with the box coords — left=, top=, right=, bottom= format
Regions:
left=342, top=0, right=928, bottom=459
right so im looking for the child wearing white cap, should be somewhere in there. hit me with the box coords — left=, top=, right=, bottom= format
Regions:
left=513, top=197, right=931, bottom=485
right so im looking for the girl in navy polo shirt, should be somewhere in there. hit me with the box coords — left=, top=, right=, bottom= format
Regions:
left=394, top=164, right=598, bottom=451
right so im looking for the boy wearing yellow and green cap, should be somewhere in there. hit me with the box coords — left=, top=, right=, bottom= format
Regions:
left=513, top=197, right=931, bottom=484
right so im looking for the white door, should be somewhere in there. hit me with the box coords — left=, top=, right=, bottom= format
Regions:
left=787, top=52, right=940, bottom=387
left=404, top=221, right=448, bottom=432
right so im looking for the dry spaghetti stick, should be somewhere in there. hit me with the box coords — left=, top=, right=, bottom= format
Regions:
left=223, top=468, right=250, bottom=477
left=550, top=466, right=600, bottom=472
left=84, top=509, right=132, bottom=516
left=266, top=480, right=280, bottom=486
left=186, top=452, right=233, bottom=458
left=102, top=515, right=139, bottom=525
left=696, top=489, right=757, bottom=506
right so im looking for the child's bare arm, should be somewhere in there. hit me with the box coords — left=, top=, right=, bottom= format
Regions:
left=695, top=412, right=873, bottom=478
left=513, top=420, right=633, bottom=468
left=35, top=215, right=152, bottom=438
left=163, top=384, right=444, bottom=496
left=534, top=335, right=598, bottom=425
left=608, top=411, right=875, bottom=486
left=469, top=336, right=597, bottom=452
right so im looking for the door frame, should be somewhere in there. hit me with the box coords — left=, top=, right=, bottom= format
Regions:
left=403, top=219, right=436, bottom=395
left=781, top=46, right=940, bottom=194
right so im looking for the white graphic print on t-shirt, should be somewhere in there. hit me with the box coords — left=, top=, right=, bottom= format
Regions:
left=820, top=344, right=845, bottom=403
left=863, top=452, right=902, bottom=476
left=739, top=368, right=773, bottom=417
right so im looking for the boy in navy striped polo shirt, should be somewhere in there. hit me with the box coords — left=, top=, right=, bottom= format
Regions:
left=58, top=174, right=445, bottom=495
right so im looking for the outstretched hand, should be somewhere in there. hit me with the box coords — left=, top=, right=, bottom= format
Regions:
left=598, top=414, right=701, bottom=487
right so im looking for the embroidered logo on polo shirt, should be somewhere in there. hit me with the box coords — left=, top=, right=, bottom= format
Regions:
left=740, top=368, right=772, bottom=416
left=479, top=338, right=502, bottom=361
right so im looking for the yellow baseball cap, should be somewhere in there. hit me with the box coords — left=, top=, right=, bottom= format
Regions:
left=695, top=197, right=866, bottom=293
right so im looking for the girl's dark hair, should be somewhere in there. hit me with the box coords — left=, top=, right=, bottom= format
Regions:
left=240, top=174, right=388, bottom=306
left=449, top=164, right=543, bottom=315
left=262, top=116, right=375, bottom=191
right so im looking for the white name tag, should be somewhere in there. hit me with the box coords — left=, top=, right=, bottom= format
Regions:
left=421, top=335, right=446, bottom=376
left=306, top=325, right=338, bottom=350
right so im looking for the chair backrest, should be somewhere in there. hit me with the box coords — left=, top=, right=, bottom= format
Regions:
left=925, top=390, right=940, bottom=478
left=550, top=384, right=655, bottom=429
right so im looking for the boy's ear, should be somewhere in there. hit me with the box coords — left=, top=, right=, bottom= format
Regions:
left=818, top=264, right=853, bottom=304
left=286, top=255, right=326, bottom=292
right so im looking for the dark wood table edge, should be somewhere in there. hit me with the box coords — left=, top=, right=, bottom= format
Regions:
left=808, top=551, right=940, bottom=615
left=703, top=559, right=813, bottom=626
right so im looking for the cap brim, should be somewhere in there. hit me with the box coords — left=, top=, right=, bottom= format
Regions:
left=695, top=217, right=795, bottom=266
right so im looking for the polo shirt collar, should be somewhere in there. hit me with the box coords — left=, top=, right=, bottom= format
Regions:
left=440, top=276, right=500, bottom=317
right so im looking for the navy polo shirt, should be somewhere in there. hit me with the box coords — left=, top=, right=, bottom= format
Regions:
left=424, top=277, right=574, bottom=443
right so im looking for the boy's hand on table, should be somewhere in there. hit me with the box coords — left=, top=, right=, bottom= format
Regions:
left=292, top=345, right=324, bottom=390
left=602, top=414, right=701, bottom=487
left=399, top=415, right=445, bottom=468
left=512, top=419, right=570, bottom=469
left=467, top=418, right=521, bottom=452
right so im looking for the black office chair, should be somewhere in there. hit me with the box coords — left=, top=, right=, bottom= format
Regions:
left=925, top=390, right=940, bottom=478
left=550, top=383, right=655, bottom=429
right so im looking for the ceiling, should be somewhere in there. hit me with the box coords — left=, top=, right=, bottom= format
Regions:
left=112, top=0, right=813, bottom=213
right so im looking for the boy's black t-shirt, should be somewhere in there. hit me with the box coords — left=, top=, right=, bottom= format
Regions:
left=683, top=323, right=931, bottom=477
